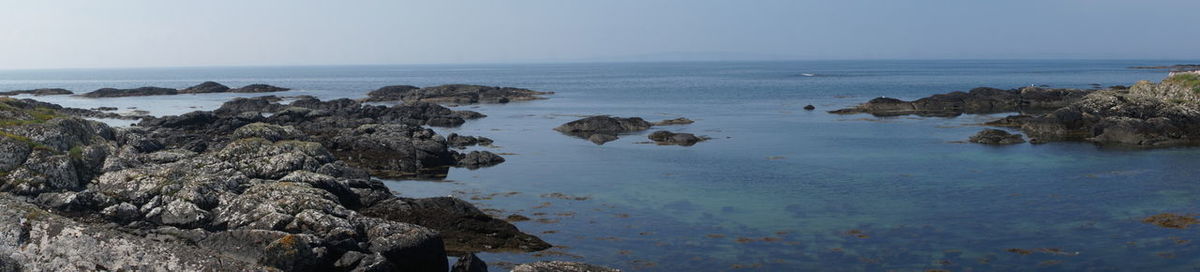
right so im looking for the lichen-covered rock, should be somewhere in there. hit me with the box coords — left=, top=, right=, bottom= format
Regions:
left=0, top=194, right=269, bottom=271
left=512, top=261, right=621, bottom=272
left=233, top=122, right=307, bottom=142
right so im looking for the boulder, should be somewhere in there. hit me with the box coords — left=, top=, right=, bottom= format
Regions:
left=647, top=131, right=707, bottom=146
left=361, top=197, right=551, bottom=253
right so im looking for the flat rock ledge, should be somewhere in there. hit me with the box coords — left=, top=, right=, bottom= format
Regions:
left=363, top=84, right=553, bottom=104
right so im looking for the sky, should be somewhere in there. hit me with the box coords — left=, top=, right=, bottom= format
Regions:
left=0, top=0, right=1197, bottom=69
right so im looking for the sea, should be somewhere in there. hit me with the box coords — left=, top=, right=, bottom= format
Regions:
left=3, top=60, right=1199, bottom=271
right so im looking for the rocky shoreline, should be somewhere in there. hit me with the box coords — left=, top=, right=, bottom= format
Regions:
left=835, top=73, right=1200, bottom=147
left=0, top=83, right=618, bottom=271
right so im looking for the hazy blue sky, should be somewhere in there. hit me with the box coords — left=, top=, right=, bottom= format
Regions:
left=1, top=0, right=1197, bottom=69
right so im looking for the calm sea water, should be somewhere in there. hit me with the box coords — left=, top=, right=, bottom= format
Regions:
left=5, top=60, right=1200, bottom=271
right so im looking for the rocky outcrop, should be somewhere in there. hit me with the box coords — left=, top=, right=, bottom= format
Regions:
left=0, top=88, right=73, bottom=96
left=512, top=261, right=621, bottom=272
left=647, top=131, right=707, bottom=146
left=179, top=81, right=231, bottom=94
left=231, top=84, right=290, bottom=93
left=0, top=98, right=547, bottom=271
left=554, top=116, right=653, bottom=145
left=79, top=87, right=178, bottom=98
left=138, top=96, right=503, bottom=179
left=987, top=76, right=1200, bottom=146
left=76, top=83, right=290, bottom=98
left=364, top=84, right=552, bottom=104
left=968, top=129, right=1025, bottom=145
left=831, top=87, right=1094, bottom=117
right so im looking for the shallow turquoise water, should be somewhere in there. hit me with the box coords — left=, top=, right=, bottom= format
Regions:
left=5, top=60, right=1200, bottom=271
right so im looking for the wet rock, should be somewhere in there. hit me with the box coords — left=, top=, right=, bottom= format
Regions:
left=588, top=134, right=619, bottom=145
left=446, top=133, right=493, bottom=148
left=179, top=81, right=232, bottom=94
left=456, top=151, right=505, bottom=169
left=653, top=117, right=694, bottom=126
left=452, top=253, right=488, bottom=272
left=968, top=129, right=1026, bottom=145
left=512, top=261, right=620, bottom=272
left=361, top=197, right=552, bottom=253
left=92, top=107, right=118, bottom=111
left=555, top=116, right=652, bottom=144
left=648, top=131, right=707, bottom=146
left=365, top=84, right=551, bottom=104
left=804, top=105, right=816, bottom=110
left=0, top=88, right=73, bottom=96
left=79, top=87, right=178, bottom=98
left=231, top=84, right=290, bottom=93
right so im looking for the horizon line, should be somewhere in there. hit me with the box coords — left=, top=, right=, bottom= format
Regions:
left=1, top=58, right=1198, bottom=72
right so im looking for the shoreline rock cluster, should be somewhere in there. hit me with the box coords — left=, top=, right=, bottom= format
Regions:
left=0, top=95, right=617, bottom=271
left=836, top=74, right=1200, bottom=147
left=77, top=82, right=291, bottom=98
left=0, top=88, right=74, bottom=96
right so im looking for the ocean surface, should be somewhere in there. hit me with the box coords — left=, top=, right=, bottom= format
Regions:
left=4, top=60, right=1200, bottom=271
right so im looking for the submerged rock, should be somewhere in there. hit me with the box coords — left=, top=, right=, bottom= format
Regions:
left=1143, top=213, right=1198, bottom=229
left=653, top=117, right=694, bottom=126
left=364, top=84, right=551, bottom=104
left=968, top=129, right=1026, bottom=145
left=361, top=197, right=551, bottom=253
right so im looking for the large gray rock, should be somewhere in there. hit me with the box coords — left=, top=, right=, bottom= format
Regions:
left=555, top=116, right=653, bottom=145
left=968, top=129, right=1026, bottom=145
left=179, top=81, right=231, bottom=94
left=831, top=87, right=1093, bottom=117
left=512, top=261, right=621, bottom=272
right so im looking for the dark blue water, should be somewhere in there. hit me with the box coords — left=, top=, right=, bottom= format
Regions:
left=5, top=60, right=1200, bottom=271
